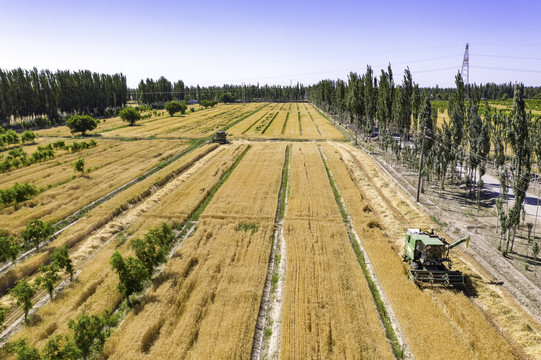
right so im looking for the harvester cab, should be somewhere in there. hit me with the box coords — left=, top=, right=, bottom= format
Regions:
left=212, top=131, right=229, bottom=144
left=402, top=229, right=470, bottom=287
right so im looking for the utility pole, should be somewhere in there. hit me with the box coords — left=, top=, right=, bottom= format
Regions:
left=416, top=126, right=427, bottom=202
left=461, top=43, right=470, bottom=99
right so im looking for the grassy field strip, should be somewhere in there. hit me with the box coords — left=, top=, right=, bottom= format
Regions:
left=331, top=142, right=541, bottom=359
left=251, top=144, right=291, bottom=360
left=322, top=143, right=518, bottom=359
left=104, top=143, right=285, bottom=359
left=1, top=145, right=247, bottom=356
left=281, top=112, right=289, bottom=134
left=0, top=144, right=229, bottom=335
left=280, top=143, right=393, bottom=359
left=297, top=111, right=302, bottom=136
left=318, top=145, right=409, bottom=359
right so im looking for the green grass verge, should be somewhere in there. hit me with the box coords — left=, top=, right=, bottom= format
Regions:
left=281, top=113, right=289, bottom=134
left=261, top=112, right=279, bottom=134
left=279, top=145, right=291, bottom=221
left=297, top=112, right=302, bottom=135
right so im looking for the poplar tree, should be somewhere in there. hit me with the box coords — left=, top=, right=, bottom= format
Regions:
left=506, top=86, right=531, bottom=252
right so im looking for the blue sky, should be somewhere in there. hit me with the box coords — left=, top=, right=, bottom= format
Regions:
left=1, top=0, right=540, bottom=88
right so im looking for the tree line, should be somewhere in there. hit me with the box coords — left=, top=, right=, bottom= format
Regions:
left=309, top=65, right=541, bottom=258
left=425, top=82, right=541, bottom=101
left=0, top=68, right=128, bottom=125
left=132, top=77, right=307, bottom=105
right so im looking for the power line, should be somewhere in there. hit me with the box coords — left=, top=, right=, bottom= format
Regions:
left=470, top=65, right=541, bottom=74
left=472, top=53, right=541, bottom=62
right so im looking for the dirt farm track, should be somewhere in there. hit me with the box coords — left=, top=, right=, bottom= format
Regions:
left=0, top=102, right=540, bottom=359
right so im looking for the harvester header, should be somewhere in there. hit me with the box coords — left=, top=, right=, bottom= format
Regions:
left=402, top=229, right=469, bottom=287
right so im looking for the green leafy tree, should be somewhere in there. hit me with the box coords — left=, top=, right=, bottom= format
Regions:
left=73, top=157, right=85, bottom=177
left=110, top=251, right=151, bottom=306
left=51, top=245, right=74, bottom=281
left=0, top=229, right=21, bottom=262
left=448, top=73, right=466, bottom=184
left=42, top=335, right=80, bottom=360
left=178, top=101, right=187, bottom=114
left=68, top=314, right=103, bottom=360
left=131, top=223, right=173, bottom=272
left=21, top=130, right=36, bottom=144
left=118, top=107, right=141, bottom=126
left=0, top=304, right=8, bottom=329
left=220, top=92, right=235, bottom=103
left=22, top=219, right=54, bottom=251
left=11, top=338, right=41, bottom=360
left=66, top=115, right=97, bottom=136
left=11, top=279, right=35, bottom=322
left=35, top=264, right=59, bottom=300
left=165, top=101, right=183, bottom=117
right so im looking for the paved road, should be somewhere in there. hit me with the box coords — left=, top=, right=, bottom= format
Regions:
left=481, top=172, right=541, bottom=217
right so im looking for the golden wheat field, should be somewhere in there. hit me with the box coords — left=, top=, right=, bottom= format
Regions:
left=2, top=144, right=246, bottom=354
left=281, top=143, right=393, bottom=359
left=0, top=102, right=539, bottom=360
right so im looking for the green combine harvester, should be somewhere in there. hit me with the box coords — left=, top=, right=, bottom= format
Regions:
left=402, top=229, right=470, bottom=287
left=212, top=131, right=229, bottom=144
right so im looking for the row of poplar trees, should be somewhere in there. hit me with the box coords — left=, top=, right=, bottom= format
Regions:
left=133, top=77, right=307, bottom=105
left=309, top=65, right=541, bottom=255
left=0, top=68, right=128, bottom=124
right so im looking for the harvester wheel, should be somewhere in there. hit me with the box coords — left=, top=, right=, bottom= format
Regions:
left=443, top=273, right=450, bottom=287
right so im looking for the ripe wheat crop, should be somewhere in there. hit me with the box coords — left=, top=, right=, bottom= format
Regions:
left=104, top=143, right=286, bottom=359
left=280, top=143, right=393, bottom=359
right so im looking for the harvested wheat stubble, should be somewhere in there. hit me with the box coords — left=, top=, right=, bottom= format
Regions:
left=322, top=143, right=517, bottom=360
left=330, top=142, right=541, bottom=359
left=104, top=143, right=286, bottom=359
left=227, top=103, right=280, bottom=136
left=0, top=139, right=188, bottom=233
left=262, top=109, right=287, bottom=136
left=305, top=104, right=343, bottom=139
left=34, top=110, right=172, bottom=137
left=106, top=104, right=254, bottom=138
left=280, top=143, right=393, bottom=359
left=2, top=145, right=245, bottom=355
left=0, top=144, right=220, bottom=298
left=297, top=105, right=319, bottom=138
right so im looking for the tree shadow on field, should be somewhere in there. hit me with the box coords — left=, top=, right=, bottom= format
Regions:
left=133, top=294, right=160, bottom=315
left=26, top=313, right=42, bottom=327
